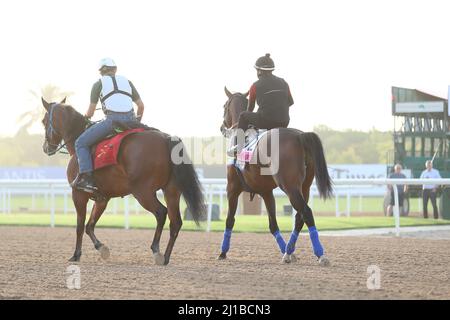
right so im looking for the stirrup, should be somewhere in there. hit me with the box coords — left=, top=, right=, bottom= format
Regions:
left=71, top=176, right=98, bottom=194
left=75, top=184, right=98, bottom=194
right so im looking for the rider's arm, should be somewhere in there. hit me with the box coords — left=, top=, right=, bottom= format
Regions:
left=247, top=84, right=256, bottom=112
left=130, top=81, right=144, bottom=121
left=86, top=81, right=102, bottom=118
left=287, top=83, right=294, bottom=107
left=135, top=99, right=145, bottom=121
left=85, top=103, right=97, bottom=119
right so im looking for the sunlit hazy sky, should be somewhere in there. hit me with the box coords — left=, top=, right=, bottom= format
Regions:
left=1, top=0, right=449, bottom=137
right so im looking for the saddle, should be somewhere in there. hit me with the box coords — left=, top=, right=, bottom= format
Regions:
left=111, top=120, right=156, bottom=132
left=91, top=121, right=159, bottom=171
left=231, top=128, right=269, bottom=201
left=235, top=128, right=268, bottom=168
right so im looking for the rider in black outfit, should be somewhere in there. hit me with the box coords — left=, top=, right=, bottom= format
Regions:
left=229, top=53, right=294, bottom=156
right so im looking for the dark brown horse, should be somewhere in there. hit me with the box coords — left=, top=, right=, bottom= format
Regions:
left=219, top=87, right=333, bottom=265
left=41, top=98, right=206, bottom=265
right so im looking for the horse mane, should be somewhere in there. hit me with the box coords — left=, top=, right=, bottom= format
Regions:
left=232, top=92, right=248, bottom=106
left=60, top=104, right=86, bottom=141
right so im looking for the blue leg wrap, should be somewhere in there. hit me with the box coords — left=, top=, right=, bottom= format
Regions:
left=286, top=230, right=299, bottom=255
left=308, top=226, right=324, bottom=258
left=273, top=230, right=287, bottom=254
left=221, top=229, right=232, bottom=253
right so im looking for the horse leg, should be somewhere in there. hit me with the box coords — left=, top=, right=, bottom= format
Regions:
left=283, top=164, right=313, bottom=263
left=301, top=164, right=329, bottom=266
left=150, top=200, right=168, bottom=259
left=261, top=191, right=287, bottom=255
left=85, top=199, right=110, bottom=260
left=161, top=183, right=182, bottom=266
left=133, top=189, right=168, bottom=265
left=282, top=210, right=305, bottom=264
left=69, top=190, right=89, bottom=262
left=285, top=188, right=329, bottom=266
left=218, top=177, right=242, bottom=260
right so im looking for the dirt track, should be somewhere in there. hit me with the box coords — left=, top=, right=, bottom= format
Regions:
left=0, top=226, right=449, bottom=300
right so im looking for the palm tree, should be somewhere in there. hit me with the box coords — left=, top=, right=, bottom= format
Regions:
left=17, top=84, right=73, bottom=133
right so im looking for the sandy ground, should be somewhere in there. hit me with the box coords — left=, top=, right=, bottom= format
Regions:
left=0, top=226, right=449, bottom=300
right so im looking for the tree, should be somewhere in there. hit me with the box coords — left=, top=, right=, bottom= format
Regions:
left=17, top=84, right=73, bottom=134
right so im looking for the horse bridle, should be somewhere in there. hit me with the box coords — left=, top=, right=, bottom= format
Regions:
left=44, top=103, right=69, bottom=155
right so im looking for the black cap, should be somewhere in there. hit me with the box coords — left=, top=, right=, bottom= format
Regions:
left=255, top=53, right=275, bottom=71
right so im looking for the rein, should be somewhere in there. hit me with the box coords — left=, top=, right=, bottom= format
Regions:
left=45, top=104, right=96, bottom=156
left=45, top=103, right=69, bottom=155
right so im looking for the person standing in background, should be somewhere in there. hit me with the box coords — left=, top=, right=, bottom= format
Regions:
left=387, top=164, right=408, bottom=216
left=420, top=160, right=441, bottom=219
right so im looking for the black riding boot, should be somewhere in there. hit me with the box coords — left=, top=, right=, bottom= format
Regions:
left=71, top=172, right=98, bottom=193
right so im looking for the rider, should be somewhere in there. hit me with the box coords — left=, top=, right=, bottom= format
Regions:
left=71, top=58, right=145, bottom=193
left=228, top=53, right=294, bottom=155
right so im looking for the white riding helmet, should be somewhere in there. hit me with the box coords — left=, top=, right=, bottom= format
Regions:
left=98, top=57, right=117, bottom=70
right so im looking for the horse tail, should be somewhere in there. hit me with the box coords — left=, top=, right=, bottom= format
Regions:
left=297, top=132, right=333, bottom=199
left=167, top=136, right=206, bottom=225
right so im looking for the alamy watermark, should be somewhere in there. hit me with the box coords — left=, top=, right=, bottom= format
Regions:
left=366, top=265, right=381, bottom=290
left=66, top=265, right=81, bottom=290
left=170, top=129, right=280, bottom=175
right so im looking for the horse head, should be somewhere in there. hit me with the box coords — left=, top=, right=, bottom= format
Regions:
left=41, top=97, right=85, bottom=155
left=220, top=86, right=249, bottom=136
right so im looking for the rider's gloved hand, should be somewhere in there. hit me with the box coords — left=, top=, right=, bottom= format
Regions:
left=83, top=115, right=94, bottom=126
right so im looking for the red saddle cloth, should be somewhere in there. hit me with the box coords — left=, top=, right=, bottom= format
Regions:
left=93, top=128, right=145, bottom=170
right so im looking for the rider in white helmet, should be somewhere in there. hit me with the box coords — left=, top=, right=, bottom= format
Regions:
left=71, top=58, right=145, bottom=193
left=98, top=57, right=115, bottom=70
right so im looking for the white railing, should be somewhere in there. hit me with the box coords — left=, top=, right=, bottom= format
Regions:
left=0, top=178, right=449, bottom=235
left=333, top=179, right=450, bottom=236
left=0, top=179, right=389, bottom=215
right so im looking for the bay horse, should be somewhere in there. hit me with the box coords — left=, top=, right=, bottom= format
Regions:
left=219, top=87, right=333, bottom=265
left=41, top=98, right=206, bottom=265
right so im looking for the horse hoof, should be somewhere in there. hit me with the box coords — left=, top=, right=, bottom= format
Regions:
left=217, top=253, right=227, bottom=260
left=99, top=245, right=110, bottom=260
left=68, top=255, right=80, bottom=262
left=290, top=254, right=297, bottom=263
left=282, top=253, right=292, bottom=264
left=319, top=256, right=331, bottom=267
left=154, top=253, right=165, bottom=266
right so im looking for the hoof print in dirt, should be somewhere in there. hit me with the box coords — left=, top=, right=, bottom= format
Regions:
left=318, top=256, right=331, bottom=267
